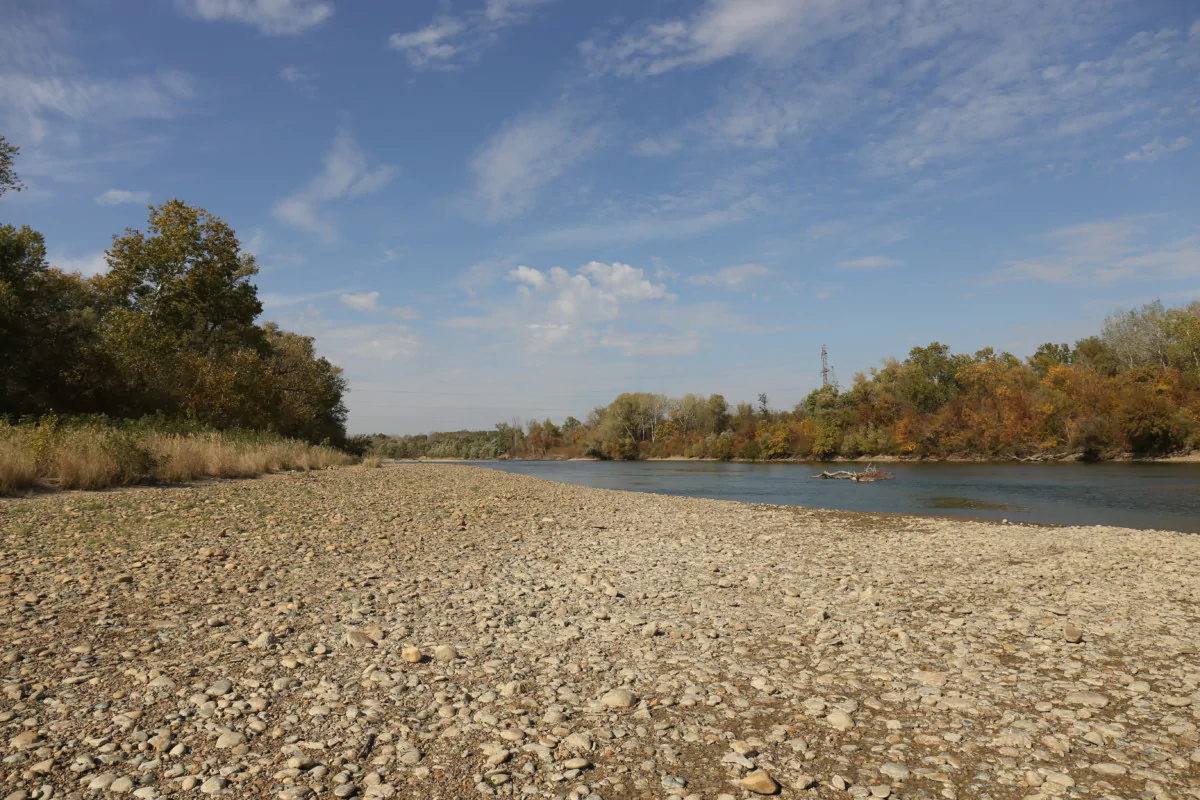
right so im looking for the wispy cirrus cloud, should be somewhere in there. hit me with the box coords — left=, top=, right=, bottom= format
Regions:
left=0, top=11, right=196, bottom=148
left=176, top=0, right=333, bottom=36
left=469, top=102, right=603, bottom=222
left=273, top=127, right=396, bottom=242
left=389, top=0, right=556, bottom=70
left=687, top=263, right=770, bottom=290
left=837, top=256, right=902, bottom=270
left=279, top=65, right=318, bottom=94
left=1123, top=136, right=1191, bottom=163
left=995, top=216, right=1200, bottom=285
left=95, top=188, right=149, bottom=205
left=583, top=0, right=1199, bottom=181
left=339, top=291, right=418, bottom=320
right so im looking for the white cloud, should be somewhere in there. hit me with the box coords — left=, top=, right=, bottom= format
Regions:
left=581, top=0, right=810, bottom=78
left=447, top=260, right=675, bottom=354
left=388, top=19, right=467, bottom=69
left=260, top=288, right=346, bottom=309
left=389, top=0, right=556, bottom=70
left=526, top=165, right=774, bottom=248
left=582, top=0, right=1197, bottom=180
left=178, top=0, right=333, bottom=35
left=995, top=216, right=1200, bottom=285
left=95, top=189, right=149, bottom=206
left=280, top=65, right=318, bottom=94
left=273, top=128, right=397, bottom=242
left=0, top=9, right=195, bottom=172
left=50, top=252, right=108, bottom=277
left=1123, top=136, right=1191, bottom=163
left=470, top=104, right=602, bottom=221
left=339, top=291, right=418, bottom=319
left=836, top=255, right=902, bottom=270
left=687, top=263, right=771, bottom=290
left=632, top=135, right=683, bottom=157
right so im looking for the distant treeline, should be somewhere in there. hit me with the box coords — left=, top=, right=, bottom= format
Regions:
left=1, top=136, right=348, bottom=445
left=357, top=300, right=1200, bottom=461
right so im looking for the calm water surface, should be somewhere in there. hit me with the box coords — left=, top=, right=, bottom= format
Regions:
left=469, top=460, right=1200, bottom=532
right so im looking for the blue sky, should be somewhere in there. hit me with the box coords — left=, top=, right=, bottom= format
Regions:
left=1, top=0, right=1198, bottom=433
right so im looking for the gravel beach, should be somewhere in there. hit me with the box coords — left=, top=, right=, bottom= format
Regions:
left=1, top=464, right=1197, bottom=800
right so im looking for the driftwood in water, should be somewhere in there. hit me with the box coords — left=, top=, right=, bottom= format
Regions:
left=811, top=464, right=893, bottom=483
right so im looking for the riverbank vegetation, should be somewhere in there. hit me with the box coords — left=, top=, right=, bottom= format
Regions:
left=0, top=417, right=351, bottom=495
left=2, top=139, right=353, bottom=494
left=2, top=138, right=347, bottom=442
left=359, top=300, right=1200, bottom=462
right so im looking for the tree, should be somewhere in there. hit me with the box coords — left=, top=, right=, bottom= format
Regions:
left=262, top=324, right=348, bottom=444
left=0, top=225, right=103, bottom=416
left=100, top=200, right=265, bottom=419
left=0, top=136, right=23, bottom=197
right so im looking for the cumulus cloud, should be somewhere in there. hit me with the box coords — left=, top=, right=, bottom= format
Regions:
left=273, top=128, right=397, bottom=242
left=836, top=256, right=902, bottom=270
left=470, top=103, right=602, bottom=221
left=447, top=261, right=675, bottom=354
left=50, top=252, right=109, bottom=277
left=177, top=0, right=333, bottom=35
left=687, top=263, right=771, bottom=290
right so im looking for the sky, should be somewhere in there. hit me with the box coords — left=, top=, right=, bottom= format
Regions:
left=1, top=0, right=1198, bottom=434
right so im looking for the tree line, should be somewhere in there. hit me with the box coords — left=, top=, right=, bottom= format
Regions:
left=1, top=136, right=348, bottom=445
left=359, top=300, right=1200, bottom=461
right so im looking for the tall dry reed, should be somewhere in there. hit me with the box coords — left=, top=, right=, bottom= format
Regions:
left=0, top=424, right=353, bottom=496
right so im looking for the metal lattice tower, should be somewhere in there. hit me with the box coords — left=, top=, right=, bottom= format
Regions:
left=821, top=345, right=830, bottom=387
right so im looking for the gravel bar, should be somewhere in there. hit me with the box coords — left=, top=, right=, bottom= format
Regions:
left=1, top=464, right=1198, bottom=800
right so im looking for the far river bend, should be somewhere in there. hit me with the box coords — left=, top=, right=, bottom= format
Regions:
left=464, top=460, right=1200, bottom=533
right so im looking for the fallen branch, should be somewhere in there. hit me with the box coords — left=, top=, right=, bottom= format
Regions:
left=811, top=463, right=893, bottom=483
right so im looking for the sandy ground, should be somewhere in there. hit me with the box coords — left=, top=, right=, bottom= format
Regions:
left=1, top=464, right=1197, bottom=800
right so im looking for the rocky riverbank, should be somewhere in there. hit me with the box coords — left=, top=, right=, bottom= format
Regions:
left=1, top=465, right=1197, bottom=800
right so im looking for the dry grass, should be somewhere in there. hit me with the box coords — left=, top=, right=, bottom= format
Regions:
left=0, top=425, right=353, bottom=496
left=0, top=438, right=38, bottom=495
left=361, top=456, right=383, bottom=469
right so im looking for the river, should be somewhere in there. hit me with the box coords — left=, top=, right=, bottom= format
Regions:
left=470, top=460, right=1200, bottom=532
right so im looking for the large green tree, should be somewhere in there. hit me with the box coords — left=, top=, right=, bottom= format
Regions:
left=0, top=136, right=22, bottom=197
left=99, top=200, right=266, bottom=419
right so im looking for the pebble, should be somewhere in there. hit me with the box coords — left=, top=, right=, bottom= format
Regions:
left=1064, top=691, right=1110, bottom=708
left=826, top=709, right=854, bottom=731
left=600, top=687, right=637, bottom=708
left=741, top=769, right=781, bottom=795
left=200, top=777, right=228, bottom=794
left=1, top=464, right=1196, bottom=800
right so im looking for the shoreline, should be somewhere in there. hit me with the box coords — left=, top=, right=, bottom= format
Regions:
left=3, top=465, right=1197, bottom=799
left=390, top=451, right=1200, bottom=464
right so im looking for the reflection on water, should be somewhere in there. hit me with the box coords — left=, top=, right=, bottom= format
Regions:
left=924, top=496, right=1016, bottom=511
left=470, top=460, right=1200, bottom=532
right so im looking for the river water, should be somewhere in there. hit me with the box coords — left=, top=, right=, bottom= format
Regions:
left=471, top=460, right=1200, bottom=532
